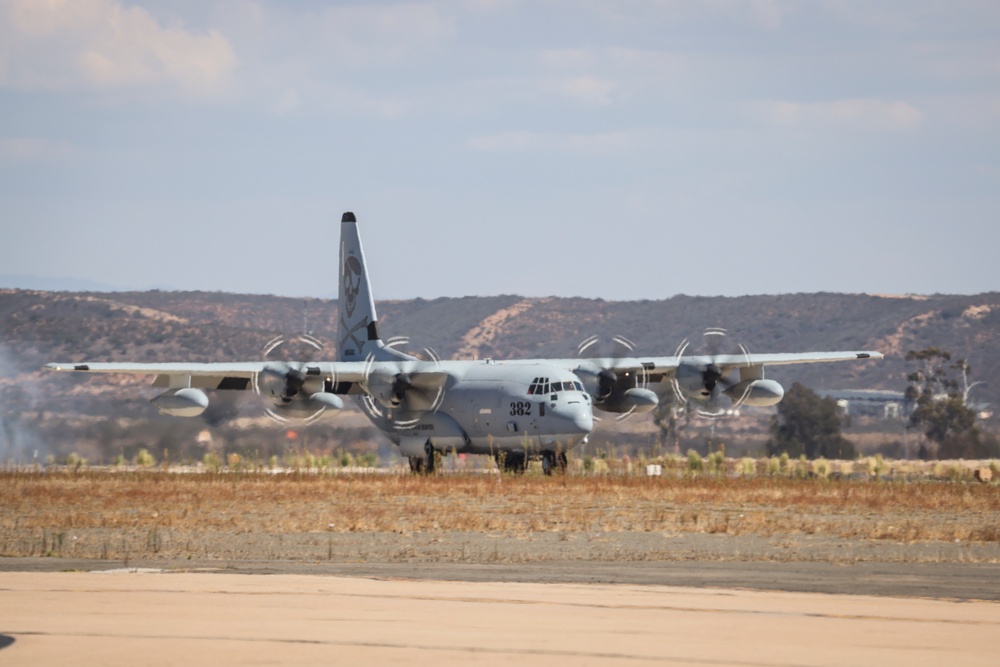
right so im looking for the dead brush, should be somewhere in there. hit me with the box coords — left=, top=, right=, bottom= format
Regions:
left=1, top=470, right=998, bottom=554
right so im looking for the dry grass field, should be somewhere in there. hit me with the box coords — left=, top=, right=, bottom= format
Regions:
left=2, top=466, right=998, bottom=565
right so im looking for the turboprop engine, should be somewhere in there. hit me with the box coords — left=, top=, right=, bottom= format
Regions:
left=674, top=363, right=785, bottom=408
left=722, top=378, right=784, bottom=407
left=152, top=387, right=209, bottom=417
left=575, top=366, right=659, bottom=414
left=274, top=391, right=344, bottom=418
left=257, top=363, right=345, bottom=420
left=364, top=371, right=412, bottom=409
left=573, top=336, right=660, bottom=415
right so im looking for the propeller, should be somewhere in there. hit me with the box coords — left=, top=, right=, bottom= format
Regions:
left=671, top=328, right=753, bottom=420
left=575, top=334, right=658, bottom=422
left=253, top=333, right=341, bottom=423
left=359, top=337, right=447, bottom=429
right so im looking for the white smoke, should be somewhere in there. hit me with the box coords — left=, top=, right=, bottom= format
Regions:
left=0, top=343, right=49, bottom=468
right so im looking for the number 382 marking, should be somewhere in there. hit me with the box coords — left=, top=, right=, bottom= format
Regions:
left=510, top=401, right=532, bottom=416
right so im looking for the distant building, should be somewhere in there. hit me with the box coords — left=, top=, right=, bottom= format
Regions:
left=821, top=390, right=907, bottom=419
left=822, top=389, right=991, bottom=421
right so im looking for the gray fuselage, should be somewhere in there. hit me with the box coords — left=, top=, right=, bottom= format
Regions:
left=355, top=361, right=593, bottom=457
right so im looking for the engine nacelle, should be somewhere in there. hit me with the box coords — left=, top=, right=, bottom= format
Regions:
left=274, top=392, right=345, bottom=418
left=152, top=387, right=209, bottom=417
left=589, top=386, right=660, bottom=414
left=309, top=392, right=344, bottom=410
left=364, top=372, right=404, bottom=409
left=723, top=379, right=784, bottom=407
left=620, top=387, right=659, bottom=413
left=673, top=363, right=716, bottom=399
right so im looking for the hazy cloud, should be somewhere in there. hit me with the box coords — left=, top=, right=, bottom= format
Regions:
left=0, top=137, right=76, bottom=163
left=240, top=2, right=456, bottom=70
left=467, top=129, right=642, bottom=153
left=745, top=98, right=925, bottom=131
left=0, top=0, right=237, bottom=96
left=556, top=75, right=615, bottom=105
left=703, top=0, right=796, bottom=28
left=591, top=0, right=797, bottom=29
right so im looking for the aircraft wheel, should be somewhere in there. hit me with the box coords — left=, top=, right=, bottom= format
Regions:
left=505, top=452, right=526, bottom=474
left=424, top=440, right=436, bottom=474
left=408, top=456, right=425, bottom=474
left=541, top=451, right=557, bottom=476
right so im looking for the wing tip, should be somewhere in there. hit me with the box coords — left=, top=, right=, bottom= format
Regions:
left=44, top=363, right=87, bottom=371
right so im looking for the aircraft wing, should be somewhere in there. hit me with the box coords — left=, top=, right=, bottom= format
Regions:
left=666, top=350, right=882, bottom=373
left=46, top=362, right=272, bottom=390
left=539, top=350, right=883, bottom=377
left=47, top=350, right=881, bottom=384
left=43, top=360, right=444, bottom=393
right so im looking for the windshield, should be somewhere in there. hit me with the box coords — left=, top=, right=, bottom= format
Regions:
left=528, top=377, right=584, bottom=394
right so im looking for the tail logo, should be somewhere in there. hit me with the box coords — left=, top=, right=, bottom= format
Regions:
left=343, top=254, right=363, bottom=317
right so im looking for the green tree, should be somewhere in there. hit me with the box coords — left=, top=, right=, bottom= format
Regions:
left=766, top=383, right=856, bottom=459
left=652, top=393, right=689, bottom=455
left=905, top=348, right=996, bottom=459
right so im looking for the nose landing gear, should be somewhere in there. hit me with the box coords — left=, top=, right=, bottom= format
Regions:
left=541, top=450, right=568, bottom=476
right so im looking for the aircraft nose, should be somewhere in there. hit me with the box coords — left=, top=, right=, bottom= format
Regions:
left=570, top=404, right=594, bottom=434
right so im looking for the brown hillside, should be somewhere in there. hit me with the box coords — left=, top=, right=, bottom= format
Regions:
left=1, top=288, right=997, bottom=462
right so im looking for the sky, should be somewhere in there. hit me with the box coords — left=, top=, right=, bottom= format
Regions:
left=1, top=0, right=998, bottom=301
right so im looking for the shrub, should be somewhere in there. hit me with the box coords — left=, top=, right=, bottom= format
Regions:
left=203, top=451, right=220, bottom=472
left=867, top=455, right=884, bottom=478
left=134, top=448, right=156, bottom=468
left=65, top=452, right=87, bottom=470
left=766, top=457, right=780, bottom=476
left=686, top=449, right=703, bottom=475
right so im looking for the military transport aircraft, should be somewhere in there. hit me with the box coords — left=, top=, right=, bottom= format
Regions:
left=47, top=212, right=883, bottom=473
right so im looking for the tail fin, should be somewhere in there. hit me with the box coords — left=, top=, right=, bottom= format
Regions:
left=338, top=212, right=408, bottom=362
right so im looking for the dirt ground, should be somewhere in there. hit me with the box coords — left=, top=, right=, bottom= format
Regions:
left=2, top=472, right=998, bottom=593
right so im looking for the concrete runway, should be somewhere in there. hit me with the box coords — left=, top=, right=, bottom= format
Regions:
left=2, top=568, right=998, bottom=666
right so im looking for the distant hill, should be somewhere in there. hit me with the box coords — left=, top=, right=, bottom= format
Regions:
left=0, top=274, right=130, bottom=292
left=1, top=287, right=997, bottom=418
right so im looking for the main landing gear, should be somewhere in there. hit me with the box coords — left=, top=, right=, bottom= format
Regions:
left=493, top=450, right=568, bottom=475
left=410, top=444, right=569, bottom=476
left=541, top=450, right=568, bottom=476
left=494, top=451, right=526, bottom=474
left=409, top=440, right=439, bottom=474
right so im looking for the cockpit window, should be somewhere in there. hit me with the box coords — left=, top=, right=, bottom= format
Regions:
left=528, top=377, right=548, bottom=395
left=529, top=378, right=583, bottom=395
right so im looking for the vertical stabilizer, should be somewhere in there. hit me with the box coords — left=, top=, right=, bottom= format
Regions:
left=338, top=212, right=392, bottom=362
left=337, top=211, right=412, bottom=361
